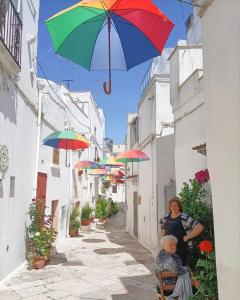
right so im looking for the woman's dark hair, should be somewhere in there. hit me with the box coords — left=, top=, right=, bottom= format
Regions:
left=168, top=197, right=183, bottom=213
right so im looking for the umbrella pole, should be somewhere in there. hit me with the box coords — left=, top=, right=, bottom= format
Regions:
left=103, top=15, right=112, bottom=95
left=65, top=149, right=70, bottom=167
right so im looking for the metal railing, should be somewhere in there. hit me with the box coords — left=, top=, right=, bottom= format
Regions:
left=0, top=0, right=22, bottom=68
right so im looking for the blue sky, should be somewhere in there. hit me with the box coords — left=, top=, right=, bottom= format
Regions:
left=37, top=0, right=192, bottom=143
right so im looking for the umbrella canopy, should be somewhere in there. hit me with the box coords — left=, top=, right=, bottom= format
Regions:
left=99, top=156, right=125, bottom=168
left=75, top=160, right=98, bottom=170
left=88, top=168, right=108, bottom=176
left=112, top=170, right=125, bottom=178
left=115, top=150, right=150, bottom=163
left=43, top=130, right=90, bottom=150
left=46, top=0, right=174, bottom=94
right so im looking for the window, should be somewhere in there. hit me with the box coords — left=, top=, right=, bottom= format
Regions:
left=52, top=149, right=59, bottom=166
left=9, top=176, right=15, bottom=197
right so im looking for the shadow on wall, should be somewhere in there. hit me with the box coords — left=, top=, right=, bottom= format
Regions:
left=95, top=207, right=156, bottom=300
left=0, top=72, right=17, bottom=124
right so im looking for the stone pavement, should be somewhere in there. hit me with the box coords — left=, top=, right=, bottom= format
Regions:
left=0, top=209, right=157, bottom=300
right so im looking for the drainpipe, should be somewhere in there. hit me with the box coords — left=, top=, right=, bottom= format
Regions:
left=65, top=124, right=73, bottom=237
left=32, top=81, right=45, bottom=198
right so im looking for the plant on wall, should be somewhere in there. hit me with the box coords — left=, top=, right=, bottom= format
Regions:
left=190, top=241, right=218, bottom=300
left=69, top=206, right=81, bottom=235
left=179, top=169, right=218, bottom=298
left=27, top=199, right=56, bottom=269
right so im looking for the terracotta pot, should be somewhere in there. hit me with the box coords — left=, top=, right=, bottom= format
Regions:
left=81, top=219, right=91, bottom=226
left=69, top=229, right=79, bottom=237
left=32, top=257, right=46, bottom=269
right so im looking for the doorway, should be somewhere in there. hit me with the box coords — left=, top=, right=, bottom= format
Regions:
left=36, top=172, right=47, bottom=215
left=133, top=191, right=138, bottom=238
left=51, top=200, right=59, bottom=235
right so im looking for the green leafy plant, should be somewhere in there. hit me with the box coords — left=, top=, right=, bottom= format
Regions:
left=95, top=202, right=103, bottom=220
left=81, top=203, right=92, bottom=221
left=111, top=201, right=119, bottom=215
left=190, top=242, right=218, bottom=300
left=70, top=206, right=81, bottom=232
left=27, top=200, right=56, bottom=261
left=179, top=179, right=214, bottom=269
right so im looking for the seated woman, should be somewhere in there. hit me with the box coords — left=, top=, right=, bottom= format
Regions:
left=155, top=235, right=193, bottom=300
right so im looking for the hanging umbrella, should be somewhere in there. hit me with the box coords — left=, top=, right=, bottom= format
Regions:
left=43, top=130, right=90, bottom=150
left=43, top=130, right=90, bottom=166
left=112, top=170, right=125, bottom=178
left=88, top=168, right=108, bottom=176
left=46, top=0, right=174, bottom=95
left=99, top=156, right=124, bottom=168
left=115, top=149, right=150, bottom=177
left=75, top=160, right=98, bottom=170
left=115, top=150, right=150, bottom=163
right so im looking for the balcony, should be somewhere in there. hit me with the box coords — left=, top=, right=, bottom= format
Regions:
left=140, top=48, right=173, bottom=97
left=0, top=0, right=22, bottom=73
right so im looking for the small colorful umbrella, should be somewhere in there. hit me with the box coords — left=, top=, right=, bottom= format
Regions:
left=115, top=150, right=150, bottom=163
left=116, top=149, right=150, bottom=177
left=75, top=160, right=98, bottom=170
left=46, top=0, right=174, bottom=95
left=88, top=168, right=108, bottom=176
left=99, top=156, right=124, bottom=168
left=43, top=130, right=90, bottom=166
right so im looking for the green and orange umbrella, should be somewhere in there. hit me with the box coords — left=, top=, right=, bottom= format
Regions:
left=46, top=0, right=174, bottom=94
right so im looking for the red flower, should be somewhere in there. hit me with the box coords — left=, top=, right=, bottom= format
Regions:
left=199, top=241, right=213, bottom=253
left=195, top=169, right=210, bottom=184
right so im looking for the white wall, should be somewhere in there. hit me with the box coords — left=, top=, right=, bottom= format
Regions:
left=200, top=0, right=240, bottom=298
left=170, top=45, right=207, bottom=192
left=37, top=80, right=105, bottom=241
left=0, top=0, right=40, bottom=281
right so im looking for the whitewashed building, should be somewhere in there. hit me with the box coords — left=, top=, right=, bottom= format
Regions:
left=126, top=50, right=175, bottom=253
left=36, top=79, right=105, bottom=241
left=198, top=0, right=240, bottom=297
left=0, top=0, right=40, bottom=282
left=168, top=6, right=207, bottom=192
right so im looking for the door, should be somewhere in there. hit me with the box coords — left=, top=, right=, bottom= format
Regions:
left=36, top=172, right=47, bottom=215
left=133, top=191, right=138, bottom=238
left=51, top=200, right=59, bottom=235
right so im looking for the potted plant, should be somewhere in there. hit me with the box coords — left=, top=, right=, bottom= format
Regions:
left=69, top=206, right=81, bottom=236
left=27, top=200, right=56, bottom=269
left=81, top=203, right=91, bottom=226
left=190, top=241, right=218, bottom=300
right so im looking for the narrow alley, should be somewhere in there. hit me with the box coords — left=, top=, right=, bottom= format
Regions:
left=0, top=208, right=156, bottom=300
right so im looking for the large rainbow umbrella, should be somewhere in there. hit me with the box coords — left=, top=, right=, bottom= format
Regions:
left=88, top=168, right=108, bottom=176
left=43, top=130, right=90, bottom=150
left=46, top=0, right=174, bottom=95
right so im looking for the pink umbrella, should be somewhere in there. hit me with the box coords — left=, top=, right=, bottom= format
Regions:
left=75, top=160, right=98, bottom=170
left=115, top=150, right=150, bottom=177
left=115, top=150, right=150, bottom=163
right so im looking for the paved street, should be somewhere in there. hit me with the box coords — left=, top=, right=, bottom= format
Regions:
left=0, top=209, right=156, bottom=300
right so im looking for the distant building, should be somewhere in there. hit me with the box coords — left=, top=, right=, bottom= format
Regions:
left=112, top=144, right=125, bottom=155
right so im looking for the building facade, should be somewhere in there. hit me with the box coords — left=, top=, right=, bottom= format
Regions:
left=36, top=79, right=105, bottom=242
left=198, top=0, right=240, bottom=297
left=126, top=51, right=175, bottom=254
left=0, top=0, right=40, bottom=282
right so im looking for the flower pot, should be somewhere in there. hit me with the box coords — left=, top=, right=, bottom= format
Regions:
left=81, top=219, right=91, bottom=226
left=32, top=257, right=46, bottom=269
left=69, top=229, right=79, bottom=237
